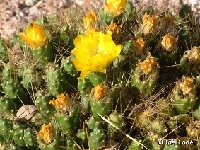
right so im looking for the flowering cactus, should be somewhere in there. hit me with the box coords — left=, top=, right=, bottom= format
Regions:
left=171, top=76, right=197, bottom=114
left=180, top=46, right=200, bottom=75
left=1, top=2, right=200, bottom=149
left=37, top=123, right=61, bottom=150
left=49, top=93, right=80, bottom=135
left=49, top=93, right=70, bottom=111
left=131, top=53, right=159, bottom=97
left=90, top=84, right=112, bottom=119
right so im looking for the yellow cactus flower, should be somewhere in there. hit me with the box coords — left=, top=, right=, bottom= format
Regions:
left=104, top=0, right=127, bottom=16
left=83, top=11, right=97, bottom=30
left=19, top=22, right=47, bottom=48
left=49, top=93, right=70, bottom=111
left=161, top=33, right=177, bottom=52
left=188, top=46, right=200, bottom=64
left=134, top=37, right=145, bottom=55
left=179, top=76, right=195, bottom=95
left=108, top=22, right=121, bottom=34
left=71, top=30, right=122, bottom=79
left=142, top=13, right=158, bottom=35
left=94, top=84, right=108, bottom=100
left=137, top=53, right=159, bottom=75
left=37, top=123, right=54, bottom=144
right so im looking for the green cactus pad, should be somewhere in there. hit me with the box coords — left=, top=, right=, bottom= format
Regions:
left=45, top=63, right=68, bottom=96
left=90, top=98, right=112, bottom=120
left=87, top=116, right=104, bottom=130
left=22, top=67, right=43, bottom=89
left=66, top=139, right=79, bottom=150
left=0, top=39, right=8, bottom=61
left=76, top=129, right=87, bottom=144
left=171, top=90, right=197, bottom=114
left=163, top=145, right=180, bottom=150
left=128, top=140, right=142, bottom=150
left=55, top=108, right=80, bottom=135
left=123, top=1, right=136, bottom=20
left=87, top=72, right=106, bottom=87
left=99, top=8, right=113, bottom=24
left=108, top=111, right=125, bottom=138
left=194, top=101, right=200, bottom=120
left=13, top=124, right=25, bottom=146
left=35, top=96, right=54, bottom=116
left=88, top=128, right=106, bottom=150
left=38, top=139, right=61, bottom=150
left=0, top=118, right=13, bottom=142
left=61, top=56, right=77, bottom=76
left=0, top=97, right=20, bottom=116
left=31, top=45, right=54, bottom=63
left=23, top=128, right=37, bottom=146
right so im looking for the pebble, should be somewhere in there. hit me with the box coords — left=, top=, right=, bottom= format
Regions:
left=25, top=0, right=38, bottom=6
left=29, top=5, right=39, bottom=16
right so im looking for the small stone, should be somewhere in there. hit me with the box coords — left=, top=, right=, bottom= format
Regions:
left=16, top=105, right=37, bottom=120
left=25, top=0, right=37, bottom=6
left=29, top=6, right=39, bottom=16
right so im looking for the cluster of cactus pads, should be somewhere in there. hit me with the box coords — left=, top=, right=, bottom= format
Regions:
left=1, top=1, right=200, bottom=150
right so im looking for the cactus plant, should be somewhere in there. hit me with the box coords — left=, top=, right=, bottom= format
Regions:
left=55, top=109, right=80, bottom=135
left=49, top=93, right=80, bottom=135
left=131, top=53, right=159, bottom=97
left=0, top=39, right=8, bottom=62
left=171, top=76, right=197, bottom=114
left=180, top=46, right=200, bottom=75
left=1, top=1, right=200, bottom=149
left=90, top=84, right=112, bottom=120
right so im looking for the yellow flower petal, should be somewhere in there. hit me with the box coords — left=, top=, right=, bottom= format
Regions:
left=142, top=13, right=158, bottom=35
left=80, top=70, right=90, bottom=80
left=137, top=53, right=159, bottom=75
left=161, top=33, right=177, bottom=52
left=19, top=21, right=47, bottom=48
left=37, top=123, right=54, bottom=144
left=71, top=30, right=122, bottom=79
left=179, top=76, right=195, bottom=95
left=83, top=11, right=97, bottom=30
left=49, top=93, right=70, bottom=111
left=105, top=0, right=127, bottom=16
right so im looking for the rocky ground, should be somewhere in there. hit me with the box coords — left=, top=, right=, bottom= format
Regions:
left=0, top=0, right=200, bottom=42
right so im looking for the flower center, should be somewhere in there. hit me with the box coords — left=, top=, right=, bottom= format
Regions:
left=89, top=48, right=98, bottom=55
